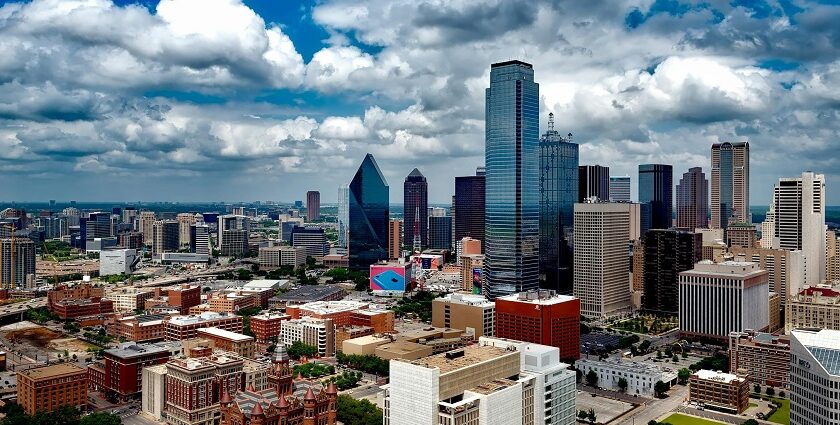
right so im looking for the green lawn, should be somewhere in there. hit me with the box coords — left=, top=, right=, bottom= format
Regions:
left=661, top=413, right=725, bottom=425
left=767, top=397, right=790, bottom=425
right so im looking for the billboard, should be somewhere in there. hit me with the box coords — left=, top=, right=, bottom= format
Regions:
left=472, top=268, right=482, bottom=294
left=370, top=264, right=409, bottom=294
left=412, top=254, right=443, bottom=270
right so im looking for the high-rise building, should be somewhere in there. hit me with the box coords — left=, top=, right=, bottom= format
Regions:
left=495, top=290, right=580, bottom=360
left=763, top=172, right=826, bottom=286
left=642, top=229, right=702, bottom=314
left=454, top=167, right=485, bottom=244
left=306, top=190, right=320, bottom=222
left=0, top=238, right=36, bottom=289
left=152, top=220, right=179, bottom=256
left=17, top=363, right=87, bottom=415
left=609, top=176, right=631, bottom=202
left=728, top=246, right=804, bottom=305
left=711, top=141, right=750, bottom=229
left=573, top=202, right=634, bottom=318
left=348, top=154, right=389, bottom=270
left=218, top=215, right=250, bottom=257
left=484, top=60, right=540, bottom=299
left=676, top=167, right=709, bottom=229
left=291, top=226, right=328, bottom=257
left=387, top=219, right=402, bottom=260
left=726, top=223, right=757, bottom=248
left=190, top=224, right=210, bottom=255
left=432, top=293, right=495, bottom=338
left=578, top=165, right=610, bottom=202
left=539, top=114, right=578, bottom=294
left=139, top=211, right=156, bottom=245
left=639, top=164, right=673, bottom=230
left=679, top=260, right=770, bottom=341
left=789, top=328, right=840, bottom=425
left=177, top=213, right=196, bottom=247
left=404, top=168, right=428, bottom=251
left=337, top=184, right=349, bottom=250
left=428, top=216, right=452, bottom=250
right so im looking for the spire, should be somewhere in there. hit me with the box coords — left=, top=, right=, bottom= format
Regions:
left=326, top=382, right=337, bottom=395
left=220, top=391, right=232, bottom=404
left=304, top=388, right=316, bottom=401
left=548, top=112, right=555, bottom=133
left=406, top=168, right=425, bottom=179
left=277, top=395, right=289, bottom=409
left=247, top=384, right=256, bottom=392
left=250, top=401, right=264, bottom=416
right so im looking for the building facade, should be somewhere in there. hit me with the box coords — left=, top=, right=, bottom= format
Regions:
left=676, top=167, right=709, bottom=229
left=728, top=330, right=790, bottom=388
left=638, top=164, right=673, bottom=230
left=578, top=165, right=610, bottom=202
left=711, top=141, right=750, bottom=229
left=576, top=358, right=676, bottom=396
left=0, top=238, right=36, bottom=289
left=789, top=328, right=840, bottom=425
left=348, top=154, right=389, bottom=270
left=428, top=216, right=452, bottom=250
left=495, top=290, right=580, bottom=360
left=642, top=229, right=702, bottom=314
left=306, top=191, right=320, bottom=222
left=387, top=219, right=401, bottom=260
left=404, top=168, right=428, bottom=251
left=454, top=168, right=485, bottom=247
left=432, top=293, right=495, bottom=338
left=609, top=176, right=631, bottom=202
left=689, top=370, right=749, bottom=414
left=786, top=286, right=840, bottom=332
left=153, top=220, right=180, bottom=256
left=17, top=363, right=87, bottom=415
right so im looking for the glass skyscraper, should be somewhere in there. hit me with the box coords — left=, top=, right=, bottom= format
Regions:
left=711, top=141, right=750, bottom=229
left=337, top=184, right=349, bottom=250
left=638, top=164, right=673, bottom=230
left=454, top=167, right=485, bottom=245
left=348, top=154, right=389, bottom=270
left=539, top=113, right=578, bottom=294
left=403, top=168, right=428, bottom=251
left=484, top=60, right=540, bottom=298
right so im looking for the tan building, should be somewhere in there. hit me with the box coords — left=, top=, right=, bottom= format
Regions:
left=726, top=223, right=756, bottom=248
left=165, top=312, right=244, bottom=341
left=196, top=327, right=256, bottom=359
left=17, top=363, right=87, bottom=415
left=769, top=292, right=781, bottom=332
left=828, top=230, right=840, bottom=283
left=177, top=213, right=196, bottom=247
left=388, top=219, right=402, bottom=260
left=457, top=237, right=482, bottom=264
left=258, top=245, right=306, bottom=269
left=728, top=330, right=790, bottom=388
left=689, top=369, right=750, bottom=414
left=632, top=240, right=644, bottom=292
left=335, top=325, right=373, bottom=351
left=139, top=211, right=156, bottom=245
left=108, top=287, right=155, bottom=312
left=432, top=293, right=495, bottom=338
left=375, top=340, right=434, bottom=360
left=729, top=246, right=804, bottom=304
left=342, top=335, right=391, bottom=356
left=208, top=292, right=258, bottom=314
left=786, top=286, right=840, bottom=332
left=460, top=254, right=484, bottom=292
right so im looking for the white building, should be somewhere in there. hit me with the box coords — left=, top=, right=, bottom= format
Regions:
left=789, top=328, right=840, bottom=425
left=141, top=364, right=167, bottom=420
left=280, top=317, right=334, bottom=356
left=576, top=358, right=677, bottom=396
left=679, top=260, right=770, bottom=340
left=258, top=246, right=306, bottom=268
left=109, top=287, right=155, bottom=312
left=99, top=248, right=137, bottom=276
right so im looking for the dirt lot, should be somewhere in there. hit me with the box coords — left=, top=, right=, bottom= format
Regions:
left=2, top=322, right=96, bottom=361
left=5, top=326, right=63, bottom=347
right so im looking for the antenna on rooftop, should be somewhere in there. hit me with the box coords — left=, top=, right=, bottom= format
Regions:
left=548, top=113, right=555, bottom=133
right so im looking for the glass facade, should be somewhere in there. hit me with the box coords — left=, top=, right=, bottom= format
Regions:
left=638, top=164, right=673, bottom=230
left=428, top=216, right=452, bottom=250
left=454, top=169, right=485, bottom=244
left=403, top=168, right=428, bottom=250
left=337, top=184, right=349, bottom=249
left=485, top=60, right=540, bottom=298
left=348, top=154, right=389, bottom=270
left=539, top=120, right=578, bottom=294
left=578, top=165, right=610, bottom=202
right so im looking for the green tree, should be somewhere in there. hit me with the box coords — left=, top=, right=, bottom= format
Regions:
left=79, top=412, right=121, bottom=425
left=654, top=380, right=669, bottom=398
left=753, top=384, right=761, bottom=393
left=587, top=408, right=597, bottom=424
left=639, top=340, right=651, bottom=352
left=741, top=420, right=759, bottom=425
left=618, top=377, right=628, bottom=392
left=578, top=410, right=588, bottom=420
left=585, top=370, right=598, bottom=387
left=678, top=368, right=691, bottom=385
left=336, top=395, right=383, bottom=425
left=287, top=341, right=318, bottom=360
left=765, top=386, right=775, bottom=396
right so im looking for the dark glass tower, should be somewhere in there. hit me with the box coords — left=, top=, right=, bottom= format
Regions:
left=403, top=168, right=428, bottom=251
left=578, top=165, right=610, bottom=202
left=485, top=60, right=540, bottom=298
left=676, top=167, right=709, bottom=229
left=454, top=168, right=486, bottom=246
left=638, top=164, right=673, bottom=230
left=642, top=229, right=701, bottom=314
left=348, top=154, right=389, bottom=270
left=428, top=216, right=452, bottom=250
left=539, top=114, right=578, bottom=294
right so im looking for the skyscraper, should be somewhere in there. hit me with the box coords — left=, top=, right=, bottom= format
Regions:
left=711, top=141, right=750, bottom=229
left=639, top=164, right=673, bottom=230
left=176, top=213, right=195, bottom=247
left=578, top=165, right=610, bottom=202
left=0, top=238, right=35, bottom=289
left=428, top=216, right=452, bottom=250
left=337, top=185, right=349, bottom=251
left=642, top=229, right=702, bottom=314
left=348, top=154, right=389, bottom=270
left=609, top=176, right=631, bottom=202
left=484, top=60, right=540, bottom=298
left=676, top=167, right=709, bottom=229
left=306, top=191, right=320, bottom=222
left=387, top=219, right=401, bottom=260
left=454, top=167, right=485, bottom=246
left=403, top=168, right=428, bottom=251
left=763, top=171, right=826, bottom=286
left=152, top=220, right=179, bottom=256
left=539, top=113, right=578, bottom=294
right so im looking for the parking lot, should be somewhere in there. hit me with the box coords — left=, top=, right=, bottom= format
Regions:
left=575, top=391, right=635, bottom=423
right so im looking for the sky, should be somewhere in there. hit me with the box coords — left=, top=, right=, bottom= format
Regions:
left=0, top=0, right=839, bottom=204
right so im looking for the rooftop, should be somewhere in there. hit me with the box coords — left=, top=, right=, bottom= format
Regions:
left=106, top=342, right=172, bottom=359
left=19, top=363, right=85, bottom=380
left=577, top=358, right=666, bottom=375
left=296, top=300, right=368, bottom=315
left=344, top=335, right=391, bottom=346
left=168, top=311, right=238, bottom=326
left=438, top=293, right=495, bottom=307
left=197, top=327, right=253, bottom=342
left=686, top=260, right=767, bottom=278
left=694, top=369, right=744, bottom=384
left=467, top=378, right=517, bottom=395
left=792, top=329, right=840, bottom=376
left=273, top=285, right=345, bottom=302
left=242, top=279, right=288, bottom=290
left=401, top=345, right=515, bottom=375
left=496, top=290, right=577, bottom=305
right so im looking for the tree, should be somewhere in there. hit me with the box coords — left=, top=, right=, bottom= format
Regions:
left=585, top=370, right=598, bottom=387
left=587, top=408, right=597, bottom=424
left=639, top=340, right=651, bottom=352
left=765, top=386, right=775, bottom=396
left=578, top=411, right=589, bottom=420
left=671, top=355, right=679, bottom=363
left=287, top=341, right=318, bottom=360
left=779, top=390, right=785, bottom=398
left=654, top=380, right=669, bottom=398
left=678, top=368, right=691, bottom=385
left=741, top=420, right=759, bottom=425
left=618, top=377, right=628, bottom=392
left=79, top=412, right=121, bottom=425
left=336, top=395, right=383, bottom=425
left=753, top=384, right=761, bottom=393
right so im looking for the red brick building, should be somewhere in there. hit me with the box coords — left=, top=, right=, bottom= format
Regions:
left=48, top=284, right=114, bottom=319
left=18, top=363, right=88, bottom=415
left=88, top=342, right=173, bottom=401
left=165, top=355, right=244, bottom=425
left=350, top=309, right=394, bottom=333
left=109, top=314, right=169, bottom=342
left=250, top=313, right=291, bottom=344
left=495, top=290, right=581, bottom=360
left=168, top=284, right=202, bottom=314
left=164, top=312, right=244, bottom=341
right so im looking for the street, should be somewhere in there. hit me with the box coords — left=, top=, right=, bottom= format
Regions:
left=614, top=384, right=689, bottom=425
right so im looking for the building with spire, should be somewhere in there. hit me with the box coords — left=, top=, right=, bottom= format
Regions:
left=404, top=168, right=428, bottom=252
left=348, top=154, right=389, bottom=270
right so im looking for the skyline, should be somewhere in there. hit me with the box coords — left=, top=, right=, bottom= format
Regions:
left=0, top=0, right=840, bottom=203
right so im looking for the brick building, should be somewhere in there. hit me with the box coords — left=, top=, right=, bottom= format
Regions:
left=494, top=290, right=580, bottom=360
left=110, top=314, right=168, bottom=342
left=48, top=283, right=114, bottom=319
left=250, top=313, right=291, bottom=344
left=165, top=312, right=244, bottom=341
left=208, top=292, right=258, bottom=314
left=17, top=363, right=87, bottom=415
left=728, top=330, right=790, bottom=388
left=167, top=284, right=202, bottom=314
left=335, top=326, right=373, bottom=352
left=196, top=327, right=256, bottom=359
left=689, top=369, right=750, bottom=414
left=165, top=355, right=244, bottom=425
left=88, top=342, right=173, bottom=401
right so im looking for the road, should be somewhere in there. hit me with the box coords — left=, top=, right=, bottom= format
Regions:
left=614, top=384, right=689, bottom=425
left=346, top=383, right=384, bottom=400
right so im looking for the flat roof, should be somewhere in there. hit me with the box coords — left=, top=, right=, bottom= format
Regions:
left=401, top=345, right=514, bottom=375
left=491, top=60, right=532, bottom=69
left=274, top=285, right=345, bottom=302
left=19, top=363, right=85, bottom=380
left=243, top=279, right=287, bottom=289
left=168, top=311, right=238, bottom=325
left=197, top=327, right=253, bottom=342
left=106, top=342, right=172, bottom=359
left=296, top=300, right=367, bottom=314
left=694, top=369, right=744, bottom=384
left=344, top=335, right=391, bottom=346
left=496, top=292, right=577, bottom=305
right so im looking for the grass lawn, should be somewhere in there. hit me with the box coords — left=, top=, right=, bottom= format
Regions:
left=767, top=397, right=790, bottom=425
left=749, top=402, right=757, bottom=408
left=661, top=413, right=725, bottom=425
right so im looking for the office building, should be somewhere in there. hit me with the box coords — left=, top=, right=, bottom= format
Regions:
left=207, top=292, right=257, bottom=314
left=728, top=246, right=803, bottom=305
left=120, top=231, right=144, bottom=250
left=337, top=184, right=349, bottom=250
left=196, top=328, right=256, bottom=359
left=386, top=342, right=576, bottom=425
left=494, top=290, right=580, bottom=360
left=100, top=248, right=138, bottom=276
left=82, top=211, right=112, bottom=244
left=139, top=211, right=156, bottom=245
left=573, top=202, right=634, bottom=318
left=291, top=226, right=328, bottom=257
left=827, top=230, right=839, bottom=282
left=306, top=190, right=320, bottom=221
left=711, top=141, right=750, bottom=229
left=578, top=165, right=610, bottom=202
left=689, top=370, right=749, bottom=414
left=639, top=164, right=673, bottom=230
left=576, top=358, right=677, bottom=397
left=728, top=330, right=790, bottom=387
left=258, top=245, right=306, bottom=269
left=428, top=215, right=452, bottom=250
left=165, top=312, right=243, bottom=341
left=763, top=172, right=826, bottom=286
left=110, top=287, right=155, bottom=312
left=348, top=154, right=389, bottom=270
left=388, top=219, right=401, bottom=260
left=676, top=167, right=709, bottom=229
left=432, top=293, right=495, bottom=338
left=726, top=222, right=757, bottom=248
left=190, top=224, right=210, bottom=255
left=280, top=317, right=335, bottom=356
left=250, top=313, right=290, bottom=344
left=17, top=363, right=87, bottom=415
left=47, top=284, right=113, bottom=319
left=461, top=254, right=484, bottom=293
left=454, top=168, right=485, bottom=245
left=110, top=314, right=167, bottom=342
left=165, top=284, right=202, bottom=314
left=218, top=215, right=250, bottom=257
left=484, top=60, right=540, bottom=299
left=540, top=114, right=578, bottom=294
left=36, top=215, right=67, bottom=239
left=456, top=237, right=481, bottom=265
left=269, top=285, right=346, bottom=308
left=786, top=286, right=840, bottom=332
left=152, top=220, right=179, bottom=256
left=642, top=229, right=702, bottom=314
left=165, top=356, right=243, bottom=425
left=789, top=328, right=840, bottom=425
left=88, top=342, right=172, bottom=401
left=404, top=168, right=428, bottom=251
left=609, top=176, right=631, bottom=202
left=177, top=213, right=196, bottom=247
left=141, top=364, right=167, bottom=420
left=679, top=260, right=770, bottom=341
left=0, top=238, right=36, bottom=289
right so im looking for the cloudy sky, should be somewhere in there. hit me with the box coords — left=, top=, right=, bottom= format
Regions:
left=0, top=0, right=838, bottom=204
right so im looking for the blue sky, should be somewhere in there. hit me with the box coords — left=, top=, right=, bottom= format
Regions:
left=0, top=0, right=839, bottom=204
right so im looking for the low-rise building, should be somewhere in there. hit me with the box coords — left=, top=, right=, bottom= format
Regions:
left=689, top=369, right=750, bottom=414
left=432, top=293, right=495, bottom=338
left=165, top=312, right=244, bottom=341
left=786, top=286, right=840, bottom=332
left=268, top=285, right=345, bottom=308
left=17, top=363, right=87, bottom=415
left=165, top=355, right=243, bottom=425
left=258, top=246, right=306, bottom=269
left=207, top=292, right=258, bottom=314
left=249, top=313, right=290, bottom=344
left=280, top=317, right=335, bottom=357
left=342, top=335, right=391, bottom=356
left=141, top=364, right=167, bottom=420
left=335, top=325, right=373, bottom=351
left=108, top=287, right=155, bottom=312
left=89, top=341, right=174, bottom=401
left=196, top=327, right=256, bottom=359
left=728, top=330, right=790, bottom=388
left=575, top=358, right=677, bottom=396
